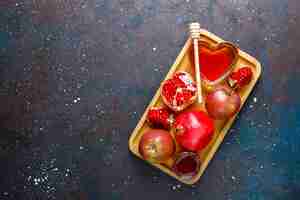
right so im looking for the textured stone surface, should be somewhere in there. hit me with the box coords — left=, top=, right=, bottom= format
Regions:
left=0, top=0, right=299, bottom=199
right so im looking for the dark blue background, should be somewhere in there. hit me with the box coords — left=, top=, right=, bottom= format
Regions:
left=0, top=0, right=299, bottom=199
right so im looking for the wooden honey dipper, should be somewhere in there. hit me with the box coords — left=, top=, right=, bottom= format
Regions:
left=189, top=22, right=202, bottom=103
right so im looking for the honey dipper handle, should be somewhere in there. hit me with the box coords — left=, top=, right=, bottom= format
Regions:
left=193, top=39, right=202, bottom=103
left=189, top=22, right=202, bottom=104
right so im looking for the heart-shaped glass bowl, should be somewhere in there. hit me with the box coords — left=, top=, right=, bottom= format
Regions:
left=191, top=41, right=239, bottom=89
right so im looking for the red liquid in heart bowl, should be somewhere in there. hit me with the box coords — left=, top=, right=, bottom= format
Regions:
left=191, top=41, right=239, bottom=88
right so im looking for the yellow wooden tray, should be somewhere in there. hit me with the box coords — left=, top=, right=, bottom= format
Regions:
left=128, top=29, right=261, bottom=185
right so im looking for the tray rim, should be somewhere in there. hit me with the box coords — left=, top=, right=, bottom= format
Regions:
left=128, top=29, right=262, bottom=185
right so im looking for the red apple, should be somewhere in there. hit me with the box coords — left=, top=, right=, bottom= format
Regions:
left=205, top=86, right=241, bottom=119
left=139, top=129, right=175, bottom=163
left=173, top=111, right=214, bottom=152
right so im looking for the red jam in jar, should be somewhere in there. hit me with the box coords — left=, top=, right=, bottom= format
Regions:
left=173, top=152, right=200, bottom=179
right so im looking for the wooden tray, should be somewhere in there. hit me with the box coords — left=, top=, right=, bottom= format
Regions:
left=128, top=29, right=261, bottom=185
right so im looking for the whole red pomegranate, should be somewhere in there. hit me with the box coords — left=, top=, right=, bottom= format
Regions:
left=139, top=129, right=175, bottom=163
left=172, top=111, right=214, bottom=152
left=205, top=86, right=241, bottom=120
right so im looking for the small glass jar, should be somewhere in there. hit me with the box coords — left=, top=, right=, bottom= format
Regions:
left=173, top=152, right=200, bottom=180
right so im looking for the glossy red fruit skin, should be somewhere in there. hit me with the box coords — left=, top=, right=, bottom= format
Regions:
left=139, top=129, right=175, bottom=163
left=205, top=86, right=241, bottom=120
left=173, top=111, right=214, bottom=152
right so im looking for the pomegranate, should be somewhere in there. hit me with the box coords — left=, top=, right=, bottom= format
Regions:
left=161, top=71, right=197, bottom=112
left=228, top=67, right=253, bottom=89
left=173, top=110, right=214, bottom=152
left=147, top=107, right=174, bottom=129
